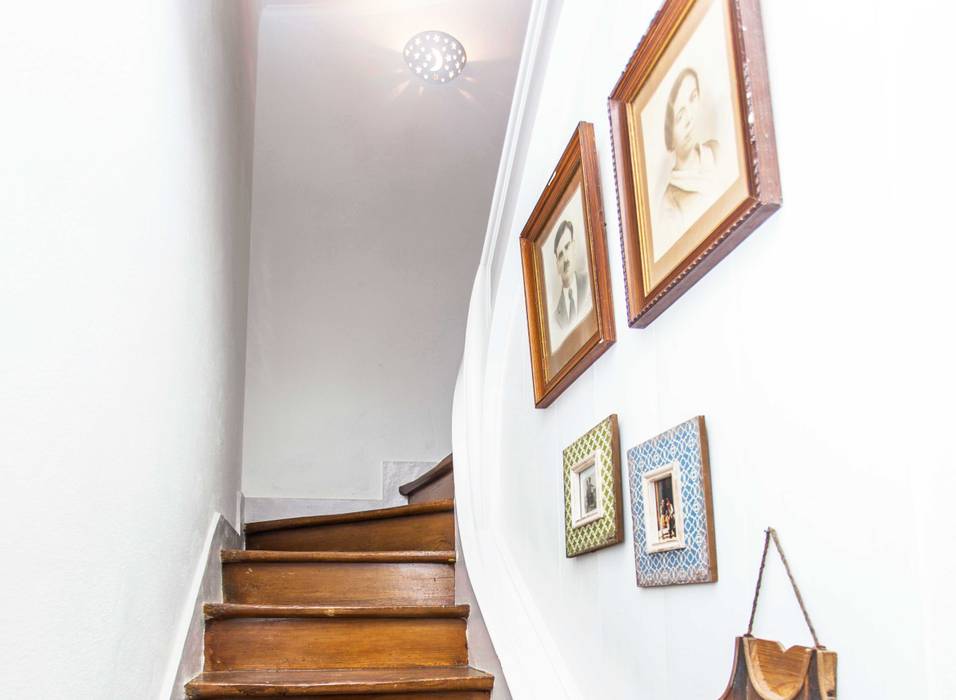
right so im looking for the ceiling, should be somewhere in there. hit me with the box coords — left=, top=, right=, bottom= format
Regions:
left=245, top=0, right=533, bottom=347
left=245, top=0, right=533, bottom=346
left=248, top=0, right=532, bottom=203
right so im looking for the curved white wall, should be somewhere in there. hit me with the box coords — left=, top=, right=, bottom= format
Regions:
left=0, top=2, right=255, bottom=697
left=454, top=0, right=956, bottom=698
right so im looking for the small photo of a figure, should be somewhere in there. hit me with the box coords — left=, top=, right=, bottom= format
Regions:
left=581, top=464, right=599, bottom=516
left=654, top=476, right=678, bottom=542
left=569, top=452, right=605, bottom=530
left=640, top=461, right=687, bottom=554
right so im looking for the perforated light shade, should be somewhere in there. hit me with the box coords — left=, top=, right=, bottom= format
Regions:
left=403, top=31, right=466, bottom=84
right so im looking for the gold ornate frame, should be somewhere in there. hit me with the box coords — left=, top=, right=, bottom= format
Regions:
left=520, top=122, right=615, bottom=408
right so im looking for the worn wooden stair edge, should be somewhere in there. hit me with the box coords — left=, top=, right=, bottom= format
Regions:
left=399, top=454, right=453, bottom=497
left=221, top=549, right=456, bottom=563
left=205, top=604, right=470, bottom=620
left=185, top=667, right=494, bottom=698
left=244, top=499, right=454, bottom=535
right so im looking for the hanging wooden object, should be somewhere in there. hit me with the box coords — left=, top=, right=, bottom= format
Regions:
left=719, top=528, right=837, bottom=700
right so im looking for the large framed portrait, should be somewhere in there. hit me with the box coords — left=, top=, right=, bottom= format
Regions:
left=520, top=122, right=615, bottom=408
left=608, top=0, right=781, bottom=327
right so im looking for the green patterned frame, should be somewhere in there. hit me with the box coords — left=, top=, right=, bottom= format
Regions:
left=563, top=415, right=624, bottom=557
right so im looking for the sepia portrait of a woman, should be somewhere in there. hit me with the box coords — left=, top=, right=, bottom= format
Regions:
left=654, top=67, right=722, bottom=261
left=631, top=0, right=748, bottom=290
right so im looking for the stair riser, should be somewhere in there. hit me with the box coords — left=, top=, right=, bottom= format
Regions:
left=245, top=512, right=454, bottom=552
left=204, top=618, right=467, bottom=671
left=222, top=561, right=455, bottom=606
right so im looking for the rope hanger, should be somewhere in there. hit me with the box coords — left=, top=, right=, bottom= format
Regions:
left=746, top=527, right=823, bottom=649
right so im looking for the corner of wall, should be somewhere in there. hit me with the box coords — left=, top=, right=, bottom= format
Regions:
left=451, top=3, right=589, bottom=694
left=234, top=490, right=246, bottom=534
left=160, top=513, right=242, bottom=700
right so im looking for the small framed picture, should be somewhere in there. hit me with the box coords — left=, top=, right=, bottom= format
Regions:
left=563, top=415, right=624, bottom=557
left=570, top=454, right=603, bottom=528
left=520, top=122, right=615, bottom=408
left=608, top=0, right=781, bottom=327
left=641, top=462, right=685, bottom=552
left=627, top=416, right=717, bottom=586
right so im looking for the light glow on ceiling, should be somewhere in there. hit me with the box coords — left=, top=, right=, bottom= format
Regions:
left=403, top=31, right=466, bottom=84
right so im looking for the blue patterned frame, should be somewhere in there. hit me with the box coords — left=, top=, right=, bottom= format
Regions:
left=627, top=416, right=718, bottom=587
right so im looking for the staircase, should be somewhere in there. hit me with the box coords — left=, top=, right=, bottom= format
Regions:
left=185, top=466, right=494, bottom=699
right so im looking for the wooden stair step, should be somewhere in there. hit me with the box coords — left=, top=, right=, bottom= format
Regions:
left=204, top=605, right=469, bottom=671
left=245, top=500, right=455, bottom=533
left=222, top=549, right=456, bottom=563
left=222, top=550, right=455, bottom=607
left=185, top=666, right=494, bottom=698
left=244, top=500, right=455, bottom=553
left=205, top=603, right=470, bottom=620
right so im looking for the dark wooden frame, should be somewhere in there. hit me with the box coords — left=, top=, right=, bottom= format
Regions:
left=608, top=0, right=781, bottom=328
left=519, top=122, right=615, bottom=408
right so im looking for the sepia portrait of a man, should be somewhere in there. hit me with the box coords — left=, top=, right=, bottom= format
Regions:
left=551, top=220, right=592, bottom=332
left=537, top=180, right=596, bottom=370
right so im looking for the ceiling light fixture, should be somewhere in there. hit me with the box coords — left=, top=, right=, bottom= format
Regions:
left=403, top=31, right=466, bottom=84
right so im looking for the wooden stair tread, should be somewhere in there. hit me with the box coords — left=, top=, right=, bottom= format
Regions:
left=222, top=556, right=454, bottom=607
left=245, top=500, right=454, bottom=535
left=186, top=667, right=493, bottom=697
left=399, top=455, right=453, bottom=497
left=204, top=616, right=468, bottom=671
left=205, top=604, right=470, bottom=620
left=222, top=549, right=456, bottom=563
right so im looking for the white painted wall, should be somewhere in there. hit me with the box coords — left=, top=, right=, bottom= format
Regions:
left=244, top=460, right=432, bottom=522
left=454, top=0, right=956, bottom=698
left=242, top=0, right=530, bottom=499
left=0, top=2, right=254, bottom=697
